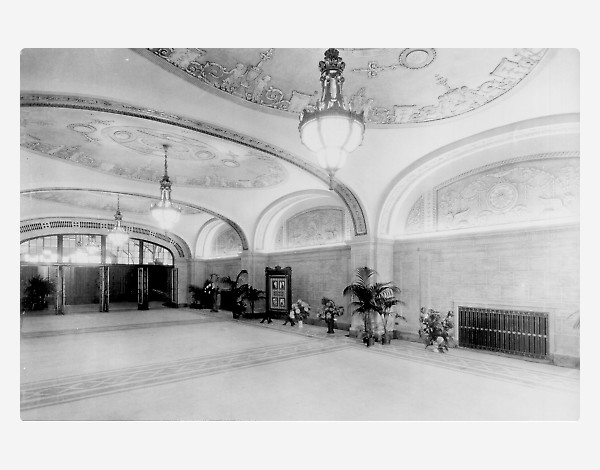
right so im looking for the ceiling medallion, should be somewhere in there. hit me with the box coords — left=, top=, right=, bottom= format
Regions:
left=222, top=159, right=240, bottom=168
left=399, top=48, right=436, bottom=69
left=352, top=48, right=437, bottom=78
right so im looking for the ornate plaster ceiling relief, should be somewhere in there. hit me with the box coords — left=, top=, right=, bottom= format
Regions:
left=20, top=106, right=287, bottom=188
left=146, top=48, right=547, bottom=125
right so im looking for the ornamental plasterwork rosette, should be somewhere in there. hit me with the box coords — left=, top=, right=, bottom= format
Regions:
left=145, top=48, right=547, bottom=125
left=404, top=153, right=579, bottom=233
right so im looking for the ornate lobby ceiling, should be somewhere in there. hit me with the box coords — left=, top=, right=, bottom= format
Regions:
left=20, top=106, right=288, bottom=189
left=143, top=48, right=547, bottom=125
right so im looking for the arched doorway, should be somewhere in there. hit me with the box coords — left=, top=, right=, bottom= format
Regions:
left=20, top=234, right=176, bottom=314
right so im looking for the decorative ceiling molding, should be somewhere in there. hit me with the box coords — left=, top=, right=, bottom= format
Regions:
left=20, top=92, right=368, bottom=236
left=20, top=188, right=249, bottom=251
left=138, top=48, right=547, bottom=126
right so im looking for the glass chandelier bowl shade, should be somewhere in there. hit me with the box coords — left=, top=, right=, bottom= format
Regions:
left=107, top=197, right=130, bottom=247
left=299, top=48, right=365, bottom=188
left=150, top=144, right=181, bottom=231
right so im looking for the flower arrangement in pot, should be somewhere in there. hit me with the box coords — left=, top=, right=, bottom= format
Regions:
left=317, top=297, right=344, bottom=334
left=418, top=307, right=455, bottom=353
left=286, top=299, right=310, bottom=327
left=203, top=275, right=220, bottom=312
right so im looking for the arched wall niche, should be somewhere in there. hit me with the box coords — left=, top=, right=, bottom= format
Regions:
left=254, top=190, right=354, bottom=252
left=20, top=216, right=193, bottom=259
left=377, top=113, right=580, bottom=238
left=195, top=218, right=243, bottom=259
left=402, top=152, right=580, bottom=236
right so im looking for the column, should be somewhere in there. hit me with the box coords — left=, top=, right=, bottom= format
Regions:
left=240, top=250, right=269, bottom=314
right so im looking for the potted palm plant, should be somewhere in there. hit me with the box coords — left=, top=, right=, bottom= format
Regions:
left=379, top=296, right=405, bottom=344
left=343, top=266, right=401, bottom=347
left=23, top=274, right=56, bottom=312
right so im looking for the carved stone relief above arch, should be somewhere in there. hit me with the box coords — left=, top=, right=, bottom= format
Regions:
left=377, top=114, right=580, bottom=238
left=141, top=48, right=547, bottom=126
left=214, top=226, right=243, bottom=257
left=403, top=152, right=579, bottom=234
left=254, top=190, right=353, bottom=252
left=20, top=93, right=367, bottom=236
left=274, top=207, right=348, bottom=250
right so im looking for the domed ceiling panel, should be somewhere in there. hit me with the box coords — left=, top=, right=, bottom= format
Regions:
left=145, top=48, right=547, bottom=125
left=20, top=106, right=288, bottom=188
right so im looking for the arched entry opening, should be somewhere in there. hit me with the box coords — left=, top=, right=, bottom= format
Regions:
left=20, top=234, right=176, bottom=314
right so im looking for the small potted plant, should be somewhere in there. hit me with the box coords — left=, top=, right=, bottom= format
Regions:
left=288, top=299, right=310, bottom=327
left=23, top=275, right=56, bottom=312
left=317, top=297, right=344, bottom=334
left=418, top=307, right=455, bottom=353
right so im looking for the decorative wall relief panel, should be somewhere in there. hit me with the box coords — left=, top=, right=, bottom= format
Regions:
left=405, top=196, right=424, bottom=233
left=144, top=48, right=547, bottom=125
left=275, top=208, right=345, bottom=249
left=404, top=153, right=579, bottom=234
left=214, top=226, right=243, bottom=256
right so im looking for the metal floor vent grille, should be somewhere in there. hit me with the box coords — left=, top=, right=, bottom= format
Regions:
left=458, top=306, right=548, bottom=359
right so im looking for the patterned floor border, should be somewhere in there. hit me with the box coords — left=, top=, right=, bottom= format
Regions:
left=20, top=309, right=579, bottom=412
left=216, top=312, right=580, bottom=393
left=21, top=339, right=349, bottom=411
left=21, top=317, right=225, bottom=339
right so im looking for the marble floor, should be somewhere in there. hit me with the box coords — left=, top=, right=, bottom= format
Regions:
left=20, top=307, right=580, bottom=421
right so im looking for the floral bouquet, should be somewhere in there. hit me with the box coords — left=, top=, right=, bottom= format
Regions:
left=203, top=279, right=219, bottom=295
left=290, top=299, right=311, bottom=321
left=318, top=297, right=344, bottom=334
left=418, top=307, right=454, bottom=353
left=317, top=297, right=344, bottom=321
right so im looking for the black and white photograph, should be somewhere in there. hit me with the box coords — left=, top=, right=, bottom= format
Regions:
left=9, top=3, right=596, bottom=469
left=19, top=45, right=581, bottom=420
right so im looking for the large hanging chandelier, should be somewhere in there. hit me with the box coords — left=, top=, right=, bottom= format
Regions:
left=299, top=48, right=365, bottom=189
left=107, top=195, right=130, bottom=247
left=150, top=144, right=181, bottom=230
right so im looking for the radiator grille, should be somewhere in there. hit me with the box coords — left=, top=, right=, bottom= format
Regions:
left=458, top=306, right=548, bottom=359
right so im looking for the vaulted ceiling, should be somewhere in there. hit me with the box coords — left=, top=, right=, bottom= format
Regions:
left=20, top=48, right=579, bottom=255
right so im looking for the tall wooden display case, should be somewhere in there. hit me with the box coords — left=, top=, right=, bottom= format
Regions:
left=265, top=266, right=292, bottom=318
